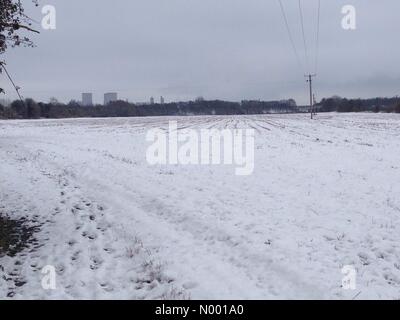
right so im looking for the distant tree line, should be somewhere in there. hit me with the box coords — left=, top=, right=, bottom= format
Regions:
left=0, top=99, right=297, bottom=119
left=1, top=97, right=399, bottom=120
left=317, top=96, right=400, bottom=113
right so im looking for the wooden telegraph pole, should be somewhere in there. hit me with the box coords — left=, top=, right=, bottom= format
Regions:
left=305, top=74, right=316, bottom=119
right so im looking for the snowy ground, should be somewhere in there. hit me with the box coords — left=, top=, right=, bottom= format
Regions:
left=1, top=113, right=400, bottom=299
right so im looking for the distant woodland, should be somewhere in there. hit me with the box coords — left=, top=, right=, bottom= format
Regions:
left=1, top=97, right=399, bottom=119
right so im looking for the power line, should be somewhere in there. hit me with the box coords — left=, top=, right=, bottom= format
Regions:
left=298, top=0, right=309, bottom=73
left=277, top=0, right=305, bottom=73
left=314, top=0, right=321, bottom=74
left=0, top=62, right=24, bottom=102
left=276, top=1, right=321, bottom=120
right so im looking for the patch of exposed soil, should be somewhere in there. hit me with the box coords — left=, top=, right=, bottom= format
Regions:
left=0, top=215, right=40, bottom=257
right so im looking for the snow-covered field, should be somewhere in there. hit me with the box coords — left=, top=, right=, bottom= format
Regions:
left=1, top=113, right=400, bottom=299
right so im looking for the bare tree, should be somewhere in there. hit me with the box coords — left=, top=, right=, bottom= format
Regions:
left=1, top=0, right=39, bottom=94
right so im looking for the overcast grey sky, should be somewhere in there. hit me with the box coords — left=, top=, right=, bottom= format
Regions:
left=1, top=0, right=399, bottom=105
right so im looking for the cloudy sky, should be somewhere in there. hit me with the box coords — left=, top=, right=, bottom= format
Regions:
left=1, top=0, right=399, bottom=105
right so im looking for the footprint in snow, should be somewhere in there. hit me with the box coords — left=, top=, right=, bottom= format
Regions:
left=82, top=231, right=97, bottom=240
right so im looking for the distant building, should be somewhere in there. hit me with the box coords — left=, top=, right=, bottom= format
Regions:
left=150, top=97, right=155, bottom=105
left=82, top=93, right=93, bottom=106
left=104, top=92, right=118, bottom=105
left=160, top=96, right=165, bottom=105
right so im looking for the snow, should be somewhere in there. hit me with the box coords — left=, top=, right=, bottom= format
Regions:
left=1, top=113, right=400, bottom=299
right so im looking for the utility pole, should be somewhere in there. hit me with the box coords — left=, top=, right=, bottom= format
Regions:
left=305, top=74, right=316, bottom=119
